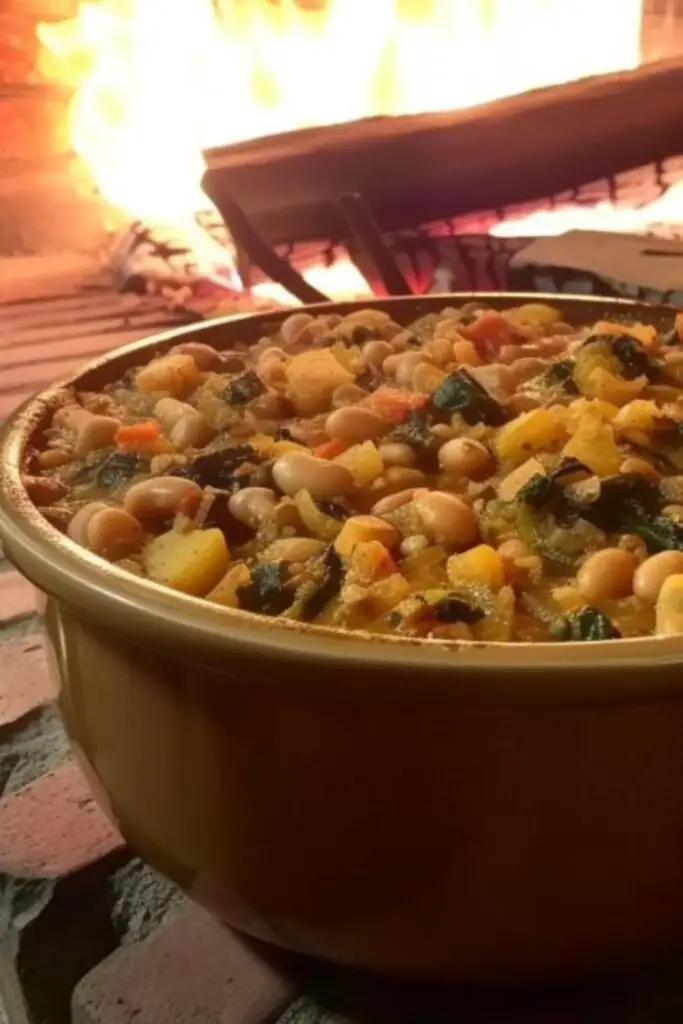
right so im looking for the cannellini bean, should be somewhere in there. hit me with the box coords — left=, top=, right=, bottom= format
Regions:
left=413, top=491, right=479, bottom=550
left=633, top=551, right=683, bottom=603
left=22, top=475, right=67, bottom=506
left=262, top=537, right=326, bottom=562
left=332, top=384, right=369, bottom=408
left=400, top=534, right=430, bottom=557
left=228, top=487, right=277, bottom=529
left=86, top=507, right=144, bottom=561
left=272, top=451, right=355, bottom=500
left=68, top=502, right=109, bottom=546
left=325, top=406, right=390, bottom=446
left=378, top=442, right=417, bottom=468
left=171, top=341, right=222, bottom=371
left=280, top=312, right=314, bottom=345
left=154, top=397, right=195, bottom=428
left=73, top=414, right=121, bottom=456
left=369, top=467, right=427, bottom=503
left=663, top=504, right=683, bottom=522
left=389, top=329, right=416, bottom=351
left=135, top=354, right=201, bottom=397
left=656, top=575, right=683, bottom=635
left=438, top=438, right=494, bottom=479
left=381, top=353, right=401, bottom=376
left=370, top=488, right=420, bottom=516
left=395, top=351, right=433, bottom=388
left=577, top=548, right=637, bottom=603
left=362, top=340, right=393, bottom=366
left=170, top=412, right=213, bottom=451
left=123, top=476, right=203, bottom=519
left=36, top=448, right=72, bottom=470
left=428, top=336, right=455, bottom=367
left=256, top=347, right=287, bottom=386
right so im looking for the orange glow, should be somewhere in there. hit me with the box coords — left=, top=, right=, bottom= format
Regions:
left=38, top=0, right=644, bottom=225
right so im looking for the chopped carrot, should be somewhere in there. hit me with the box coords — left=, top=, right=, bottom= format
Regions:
left=363, top=388, right=428, bottom=424
left=461, top=311, right=512, bottom=357
left=115, top=421, right=161, bottom=448
left=314, top=439, right=349, bottom=459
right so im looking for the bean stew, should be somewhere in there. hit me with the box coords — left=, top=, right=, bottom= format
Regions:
left=23, top=302, right=683, bottom=643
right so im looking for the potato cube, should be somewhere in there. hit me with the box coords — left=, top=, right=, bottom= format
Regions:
left=335, top=515, right=399, bottom=558
left=494, top=409, right=565, bottom=464
left=562, top=418, right=622, bottom=478
left=497, top=458, right=546, bottom=502
left=144, top=528, right=229, bottom=596
left=335, top=441, right=384, bottom=486
left=447, top=544, right=505, bottom=592
left=136, top=354, right=202, bottom=397
left=207, top=562, right=251, bottom=608
left=285, top=349, right=354, bottom=415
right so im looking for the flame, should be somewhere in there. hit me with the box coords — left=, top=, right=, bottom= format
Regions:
left=39, top=0, right=644, bottom=225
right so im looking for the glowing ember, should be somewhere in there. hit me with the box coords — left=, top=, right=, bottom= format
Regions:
left=38, top=0, right=643, bottom=225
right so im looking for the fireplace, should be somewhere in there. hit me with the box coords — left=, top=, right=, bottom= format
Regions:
left=4, top=1, right=683, bottom=311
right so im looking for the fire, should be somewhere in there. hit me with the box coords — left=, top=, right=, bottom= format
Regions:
left=38, top=0, right=644, bottom=225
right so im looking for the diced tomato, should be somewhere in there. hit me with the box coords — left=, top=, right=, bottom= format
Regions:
left=115, top=420, right=161, bottom=447
left=363, top=388, right=428, bottom=424
left=313, top=439, right=349, bottom=459
left=461, top=311, right=513, bottom=358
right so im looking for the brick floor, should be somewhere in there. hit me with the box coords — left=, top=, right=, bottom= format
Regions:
left=0, top=571, right=37, bottom=625
left=0, top=635, right=53, bottom=726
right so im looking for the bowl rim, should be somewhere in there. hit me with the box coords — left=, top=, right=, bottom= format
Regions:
left=3, top=290, right=683, bottom=699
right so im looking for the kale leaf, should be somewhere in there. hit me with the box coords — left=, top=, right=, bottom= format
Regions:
left=237, top=562, right=293, bottom=616
left=96, top=452, right=147, bottom=490
left=550, top=607, right=622, bottom=642
left=544, top=360, right=579, bottom=394
left=222, top=370, right=264, bottom=406
left=298, top=546, right=344, bottom=622
left=432, top=595, right=484, bottom=625
left=170, top=444, right=260, bottom=491
left=431, top=369, right=507, bottom=426
left=387, top=408, right=432, bottom=447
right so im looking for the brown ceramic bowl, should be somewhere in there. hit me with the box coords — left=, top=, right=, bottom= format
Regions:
left=3, top=293, right=683, bottom=984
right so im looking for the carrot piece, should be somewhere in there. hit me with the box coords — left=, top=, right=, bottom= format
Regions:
left=115, top=421, right=161, bottom=447
left=363, top=388, right=428, bottom=424
left=461, top=311, right=512, bottom=357
left=314, top=439, right=349, bottom=459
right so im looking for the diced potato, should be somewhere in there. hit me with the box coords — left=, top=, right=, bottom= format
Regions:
left=473, top=585, right=515, bottom=641
left=249, top=434, right=308, bottom=457
left=329, top=341, right=362, bottom=371
left=136, top=354, right=202, bottom=398
left=350, top=541, right=397, bottom=584
left=562, top=418, right=622, bottom=477
left=294, top=489, right=343, bottom=541
left=552, top=584, right=585, bottom=614
left=207, top=562, right=251, bottom=608
left=447, top=544, right=505, bottom=592
left=495, top=409, right=564, bottom=464
left=613, top=400, right=661, bottom=435
left=497, top=458, right=546, bottom=502
left=335, top=441, right=384, bottom=486
left=335, top=515, right=399, bottom=558
left=584, top=367, right=647, bottom=407
left=367, top=573, right=412, bottom=615
left=144, top=527, right=229, bottom=596
left=656, top=574, right=683, bottom=635
left=400, top=544, right=449, bottom=588
left=284, top=349, right=354, bottom=415
left=565, top=398, right=619, bottom=430
left=593, top=320, right=657, bottom=346
left=506, top=302, right=561, bottom=328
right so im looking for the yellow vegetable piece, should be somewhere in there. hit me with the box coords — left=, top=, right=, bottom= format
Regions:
left=507, top=303, right=561, bottom=328
left=207, top=562, right=251, bottom=608
left=613, top=400, right=661, bottom=435
left=144, top=528, right=229, bottom=597
left=562, top=418, right=622, bottom=477
left=584, top=367, right=647, bottom=407
left=593, top=320, right=657, bottom=346
left=329, top=341, right=362, bottom=371
left=334, top=515, right=399, bottom=558
left=497, top=458, right=545, bottom=503
left=350, top=541, right=396, bottom=584
left=447, top=544, right=505, bottom=592
left=367, top=573, right=411, bottom=615
left=565, top=398, right=619, bottom=430
left=335, top=441, right=384, bottom=486
left=294, top=489, right=343, bottom=541
left=285, top=349, right=354, bottom=415
left=655, top=574, right=683, bottom=636
left=494, top=409, right=565, bottom=464
left=474, top=585, right=516, bottom=642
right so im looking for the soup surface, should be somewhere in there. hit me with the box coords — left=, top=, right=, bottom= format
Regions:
left=24, top=302, right=683, bottom=642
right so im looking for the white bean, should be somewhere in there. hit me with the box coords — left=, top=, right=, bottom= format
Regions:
left=228, top=487, right=277, bottom=529
left=332, top=384, right=369, bottom=408
left=262, top=537, right=326, bottom=562
left=633, top=551, right=683, bottom=603
left=362, top=340, right=393, bottom=366
left=86, top=507, right=144, bottom=560
left=378, top=442, right=416, bottom=468
left=438, top=438, right=494, bottom=479
left=171, top=341, right=221, bottom=371
left=272, top=452, right=355, bottom=500
left=413, top=491, right=479, bottom=550
left=577, top=549, right=637, bottom=603
left=170, top=412, right=213, bottom=451
left=395, top=351, right=433, bottom=388
left=123, top=476, right=203, bottom=519
left=73, top=414, right=121, bottom=456
left=370, top=488, right=420, bottom=516
left=281, top=312, right=314, bottom=344
left=325, top=406, right=389, bottom=446
left=154, top=397, right=195, bottom=428
left=68, top=502, right=109, bottom=546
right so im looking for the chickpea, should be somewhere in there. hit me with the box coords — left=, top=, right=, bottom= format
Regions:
left=378, top=442, right=416, bottom=468
left=135, top=354, right=201, bottom=397
left=170, top=341, right=221, bottom=371
left=86, top=507, right=144, bottom=561
left=280, top=312, right=314, bottom=345
left=228, top=487, right=277, bottom=530
left=362, top=340, right=393, bottom=367
left=619, top=457, right=660, bottom=482
left=68, top=502, right=109, bottom=546
left=170, top=412, right=213, bottom=451
left=395, top=351, right=433, bottom=388
left=262, top=537, right=326, bottom=562
left=22, top=475, right=67, bottom=506
left=633, top=551, right=683, bottom=603
left=438, top=438, right=494, bottom=479
left=325, top=406, right=389, bottom=446
left=123, top=476, right=203, bottom=519
left=154, top=397, right=195, bottom=428
left=381, top=353, right=401, bottom=376
left=256, top=347, right=287, bottom=386
left=576, top=548, right=637, bottom=603
left=272, top=452, right=355, bottom=500
left=413, top=491, right=479, bottom=550
left=389, top=329, right=416, bottom=351
left=370, top=488, right=420, bottom=516
left=332, top=384, right=369, bottom=408
left=428, top=336, right=455, bottom=367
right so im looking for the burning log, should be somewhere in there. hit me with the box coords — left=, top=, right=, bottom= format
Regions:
left=203, top=56, right=683, bottom=246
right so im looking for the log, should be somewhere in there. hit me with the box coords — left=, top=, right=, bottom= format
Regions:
left=202, top=56, right=683, bottom=246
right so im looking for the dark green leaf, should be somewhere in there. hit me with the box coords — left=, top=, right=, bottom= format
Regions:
left=431, top=369, right=507, bottom=426
left=96, top=452, right=147, bottom=490
left=433, top=596, right=484, bottom=624
left=611, top=335, right=659, bottom=381
left=298, top=546, right=344, bottom=622
left=237, top=561, right=293, bottom=616
left=550, top=607, right=621, bottom=642
left=170, top=444, right=259, bottom=491
left=387, top=408, right=432, bottom=447
left=544, top=361, right=579, bottom=393
left=222, top=370, right=264, bottom=406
